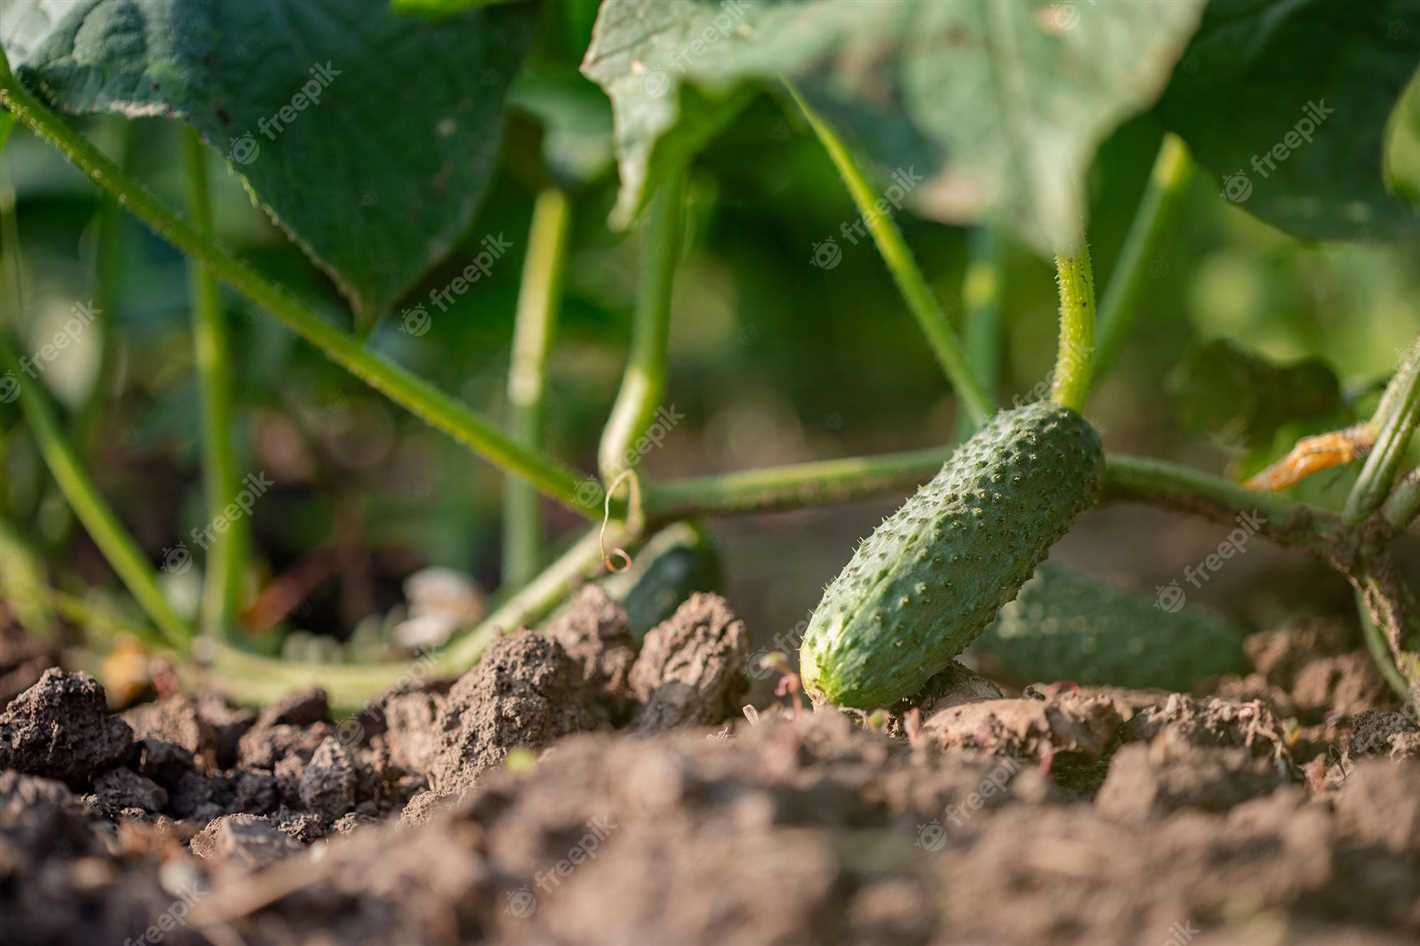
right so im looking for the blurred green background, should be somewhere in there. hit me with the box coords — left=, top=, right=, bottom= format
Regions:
left=2, top=34, right=1418, bottom=668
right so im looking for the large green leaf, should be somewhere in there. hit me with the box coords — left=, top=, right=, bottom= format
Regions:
left=1169, top=339, right=1343, bottom=449
left=1160, top=0, right=1420, bottom=241
left=1, top=0, right=537, bottom=326
left=581, top=0, right=1207, bottom=252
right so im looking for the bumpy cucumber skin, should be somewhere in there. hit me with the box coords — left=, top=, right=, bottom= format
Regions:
left=800, top=402, right=1103, bottom=708
left=972, top=564, right=1248, bottom=691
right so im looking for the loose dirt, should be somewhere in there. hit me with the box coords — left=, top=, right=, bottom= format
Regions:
left=2, top=587, right=1417, bottom=945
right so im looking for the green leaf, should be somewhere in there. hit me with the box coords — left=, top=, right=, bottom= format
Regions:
left=507, top=67, right=616, bottom=189
left=581, top=0, right=1207, bottom=250
left=1160, top=0, right=1420, bottom=241
left=1168, top=338, right=1344, bottom=450
left=1, top=0, right=538, bottom=327
left=392, top=0, right=527, bottom=17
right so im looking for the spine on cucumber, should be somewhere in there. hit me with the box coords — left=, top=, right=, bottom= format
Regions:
left=800, top=401, right=1104, bottom=708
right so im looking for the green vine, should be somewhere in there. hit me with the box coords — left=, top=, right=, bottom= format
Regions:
left=788, top=84, right=994, bottom=427
left=1092, top=135, right=1193, bottom=384
left=182, top=129, right=247, bottom=636
left=0, top=56, right=602, bottom=519
left=504, top=188, right=572, bottom=587
left=1347, top=336, right=1420, bottom=520
left=1050, top=244, right=1097, bottom=413
left=598, top=169, right=684, bottom=485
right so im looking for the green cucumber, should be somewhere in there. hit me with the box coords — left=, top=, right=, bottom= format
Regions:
left=972, top=563, right=1249, bottom=691
left=800, top=402, right=1103, bottom=708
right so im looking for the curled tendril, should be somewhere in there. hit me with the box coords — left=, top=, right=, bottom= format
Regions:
left=599, top=469, right=641, bottom=573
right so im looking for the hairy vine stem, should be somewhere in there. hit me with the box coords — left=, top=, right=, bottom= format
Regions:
left=599, top=168, right=683, bottom=483
left=788, top=84, right=994, bottom=427
left=0, top=333, right=193, bottom=647
left=1347, top=335, right=1420, bottom=520
left=182, top=129, right=247, bottom=637
left=0, top=52, right=601, bottom=518
left=1050, top=244, right=1097, bottom=412
left=1091, top=135, right=1193, bottom=384
left=504, top=188, right=572, bottom=587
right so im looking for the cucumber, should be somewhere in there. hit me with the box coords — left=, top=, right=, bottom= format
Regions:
left=972, top=563, right=1249, bottom=690
left=800, top=402, right=1103, bottom=708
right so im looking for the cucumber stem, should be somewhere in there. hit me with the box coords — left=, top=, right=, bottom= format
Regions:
left=504, top=188, right=572, bottom=587
left=1356, top=587, right=1412, bottom=701
left=1383, top=468, right=1420, bottom=530
left=0, top=54, right=601, bottom=518
left=598, top=168, right=683, bottom=483
left=788, top=84, right=994, bottom=427
left=182, top=129, right=247, bottom=638
left=1091, top=135, right=1193, bottom=386
left=1050, top=244, right=1097, bottom=413
left=1346, top=335, right=1420, bottom=521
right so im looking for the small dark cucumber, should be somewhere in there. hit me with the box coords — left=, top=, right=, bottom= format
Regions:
left=800, top=402, right=1104, bottom=708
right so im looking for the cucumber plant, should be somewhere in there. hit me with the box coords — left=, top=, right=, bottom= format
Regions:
left=0, top=0, right=1417, bottom=712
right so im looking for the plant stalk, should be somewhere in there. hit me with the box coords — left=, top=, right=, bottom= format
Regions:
left=788, top=84, right=993, bottom=426
left=1050, top=244, right=1097, bottom=413
left=646, top=447, right=1344, bottom=553
left=598, top=168, right=683, bottom=483
left=207, top=525, right=613, bottom=709
left=1091, top=135, right=1192, bottom=385
left=1347, top=336, right=1420, bottom=520
left=0, top=333, right=192, bottom=647
left=0, top=141, right=191, bottom=647
left=183, top=129, right=247, bottom=637
left=1383, top=468, right=1420, bottom=530
left=504, top=188, right=572, bottom=586
left=0, top=56, right=600, bottom=518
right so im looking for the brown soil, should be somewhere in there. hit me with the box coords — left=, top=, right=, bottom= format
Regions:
left=2, top=588, right=1418, bottom=945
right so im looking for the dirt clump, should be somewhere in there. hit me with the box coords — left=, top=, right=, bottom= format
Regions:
left=1096, top=728, right=1293, bottom=820
left=426, top=630, right=607, bottom=797
left=0, top=668, right=133, bottom=786
left=191, top=812, right=306, bottom=869
left=923, top=689, right=1123, bottom=763
left=628, top=592, right=749, bottom=732
left=544, top=586, right=638, bottom=717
